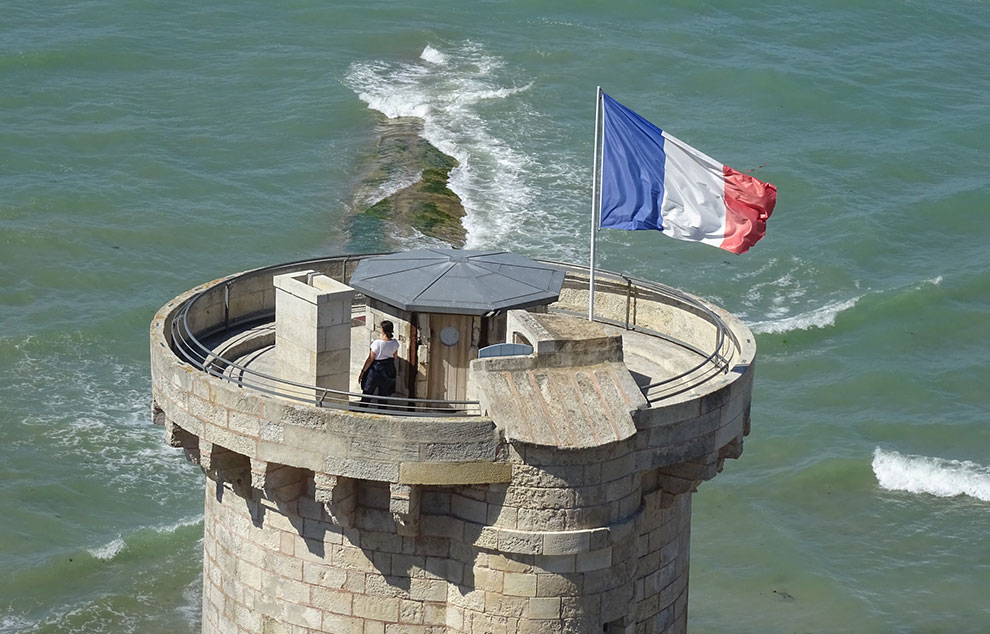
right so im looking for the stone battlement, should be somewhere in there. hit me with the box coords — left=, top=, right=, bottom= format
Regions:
left=150, top=253, right=756, bottom=634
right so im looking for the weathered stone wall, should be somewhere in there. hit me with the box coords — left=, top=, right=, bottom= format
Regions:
left=202, top=472, right=456, bottom=634
left=632, top=483, right=692, bottom=634
left=197, top=446, right=695, bottom=634
left=439, top=444, right=695, bottom=634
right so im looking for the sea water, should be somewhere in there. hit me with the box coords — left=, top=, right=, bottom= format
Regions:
left=2, top=1, right=989, bottom=632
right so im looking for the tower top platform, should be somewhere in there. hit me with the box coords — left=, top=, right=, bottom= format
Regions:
left=151, top=251, right=754, bottom=487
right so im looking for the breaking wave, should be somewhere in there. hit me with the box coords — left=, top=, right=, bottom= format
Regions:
left=87, top=538, right=127, bottom=561
left=85, top=516, right=203, bottom=562
left=748, top=296, right=860, bottom=334
left=344, top=41, right=584, bottom=259
left=872, top=448, right=990, bottom=502
left=176, top=569, right=203, bottom=630
left=152, top=515, right=203, bottom=534
left=419, top=44, right=446, bottom=65
left=746, top=274, right=944, bottom=335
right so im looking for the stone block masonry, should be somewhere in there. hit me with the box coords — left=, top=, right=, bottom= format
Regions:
left=197, top=448, right=698, bottom=634
left=151, top=256, right=758, bottom=634
left=274, top=270, right=355, bottom=400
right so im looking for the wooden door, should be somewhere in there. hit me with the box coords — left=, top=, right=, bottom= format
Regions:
left=427, top=314, right=475, bottom=402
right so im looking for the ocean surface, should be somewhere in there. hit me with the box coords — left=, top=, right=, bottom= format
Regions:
left=2, top=1, right=988, bottom=632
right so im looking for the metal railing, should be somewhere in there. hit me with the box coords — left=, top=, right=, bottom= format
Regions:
left=167, top=254, right=740, bottom=415
left=169, top=293, right=482, bottom=418
left=541, top=260, right=739, bottom=402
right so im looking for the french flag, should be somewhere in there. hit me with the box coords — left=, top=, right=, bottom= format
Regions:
left=599, top=92, right=777, bottom=255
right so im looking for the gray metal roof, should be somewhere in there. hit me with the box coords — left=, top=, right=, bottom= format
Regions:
left=348, top=249, right=565, bottom=315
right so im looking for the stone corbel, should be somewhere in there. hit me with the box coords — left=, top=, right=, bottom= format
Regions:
left=389, top=483, right=421, bottom=536
left=314, top=473, right=356, bottom=528
left=657, top=451, right=721, bottom=495
left=717, top=437, right=744, bottom=473
left=250, top=458, right=269, bottom=492
left=152, top=401, right=166, bottom=426
left=164, top=419, right=200, bottom=464
left=249, top=460, right=307, bottom=502
left=199, top=440, right=250, bottom=494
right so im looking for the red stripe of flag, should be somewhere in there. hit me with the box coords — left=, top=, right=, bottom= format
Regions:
left=720, top=165, right=778, bottom=254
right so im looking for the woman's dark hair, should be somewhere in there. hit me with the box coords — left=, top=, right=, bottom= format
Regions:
left=381, top=320, right=394, bottom=338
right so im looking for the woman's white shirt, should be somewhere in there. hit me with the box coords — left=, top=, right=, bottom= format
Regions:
left=370, top=338, right=400, bottom=360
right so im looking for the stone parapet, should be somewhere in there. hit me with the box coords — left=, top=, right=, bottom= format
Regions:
left=151, top=354, right=503, bottom=484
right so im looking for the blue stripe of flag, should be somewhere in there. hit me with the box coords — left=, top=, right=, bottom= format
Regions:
left=600, top=92, right=668, bottom=232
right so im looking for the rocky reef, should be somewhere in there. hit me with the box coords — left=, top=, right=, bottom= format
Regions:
left=350, top=116, right=466, bottom=248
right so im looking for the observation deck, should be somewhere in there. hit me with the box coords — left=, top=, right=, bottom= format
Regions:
left=149, top=251, right=756, bottom=634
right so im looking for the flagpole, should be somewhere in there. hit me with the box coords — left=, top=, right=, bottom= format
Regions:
left=588, top=86, right=602, bottom=321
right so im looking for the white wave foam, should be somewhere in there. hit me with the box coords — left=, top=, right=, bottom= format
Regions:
left=358, top=171, right=423, bottom=208
left=732, top=257, right=781, bottom=281
left=0, top=614, right=36, bottom=633
left=344, top=41, right=577, bottom=254
left=20, top=598, right=140, bottom=634
left=2, top=333, right=195, bottom=504
left=350, top=61, right=432, bottom=120
left=152, top=515, right=203, bottom=534
left=87, top=537, right=127, bottom=560
left=387, top=223, right=454, bottom=250
left=873, top=448, right=990, bottom=502
left=420, top=45, right=446, bottom=65
left=177, top=568, right=204, bottom=629
left=81, top=516, right=201, bottom=566
left=748, top=296, right=860, bottom=334
left=736, top=259, right=816, bottom=322
left=745, top=272, right=945, bottom=336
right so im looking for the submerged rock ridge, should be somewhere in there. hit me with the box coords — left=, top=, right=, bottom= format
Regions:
left=350, top=115, right=466, bottom=248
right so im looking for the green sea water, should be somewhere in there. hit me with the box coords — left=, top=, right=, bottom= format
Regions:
left=2, top=1, right=989, bottom=632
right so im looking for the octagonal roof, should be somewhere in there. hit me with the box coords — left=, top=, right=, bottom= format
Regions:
left=348, top=249, right=565, bottom=315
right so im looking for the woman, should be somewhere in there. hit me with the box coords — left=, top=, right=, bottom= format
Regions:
left=358, top=320, right=399, bottom=407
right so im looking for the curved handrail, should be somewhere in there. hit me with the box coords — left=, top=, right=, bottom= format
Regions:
left=166, top=253, right=740, bottom=415
left=539, top=259, right=739, bottom=402
left=169, top=313, right=479, bottom=417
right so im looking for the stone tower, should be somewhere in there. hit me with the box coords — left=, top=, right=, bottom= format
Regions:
left=150, top=251, right=754, bottom=634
